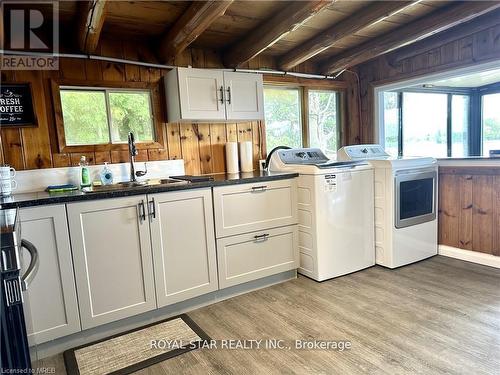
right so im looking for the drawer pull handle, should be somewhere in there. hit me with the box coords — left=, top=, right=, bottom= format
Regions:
left=254, top=233, right=270, bottom=241
left=251, top=185, right=268, bottom=192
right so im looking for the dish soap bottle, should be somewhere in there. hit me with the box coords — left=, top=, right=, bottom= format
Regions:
left=79, top=156, right=91, bottom=188
left=100, top=162, right=113, bottom=185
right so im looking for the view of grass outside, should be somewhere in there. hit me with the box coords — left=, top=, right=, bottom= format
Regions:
left=264, top=87, right=302, bottom=151
left=60, top=89, right=154, bottom=146
left=308, top=90, right=338, bottom=158
left=482, top=93, right=500, bottom=155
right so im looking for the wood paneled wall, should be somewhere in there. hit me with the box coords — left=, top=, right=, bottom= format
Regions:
left=0, top=38, right=350, bottom=174
left=439, top=167, right=500, bottom=256
left=0, top=43, right=267, bottom=175
left=355, top=22, right=500, bottom=143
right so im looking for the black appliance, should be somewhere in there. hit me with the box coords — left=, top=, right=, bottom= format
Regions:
left=1, top=208, right=39, bottom=371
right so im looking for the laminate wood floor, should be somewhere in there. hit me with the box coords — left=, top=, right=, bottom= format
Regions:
left=37, top=256, right=500, bottom=374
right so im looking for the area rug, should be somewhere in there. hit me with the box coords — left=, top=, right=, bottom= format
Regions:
left=63, top=314, right=211, bottom=375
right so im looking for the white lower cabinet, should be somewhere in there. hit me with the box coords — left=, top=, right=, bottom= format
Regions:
left=150, top=189, right=218, bottom=307
left=217, top=225, right=299, bottom=289
left=67, top=196, right=157, bottom=330
left=20, top=205, right=81, bottom=344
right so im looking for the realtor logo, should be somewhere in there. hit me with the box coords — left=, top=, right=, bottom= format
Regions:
left=1, top=1, right=59, bottom=70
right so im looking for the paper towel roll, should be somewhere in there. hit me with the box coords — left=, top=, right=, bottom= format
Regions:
left=239, top=141, right=253, bottom=173
left=225, top=142, right=239, bottom=174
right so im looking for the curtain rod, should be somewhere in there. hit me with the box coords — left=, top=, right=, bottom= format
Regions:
left=0, top=50, right=338, bottom=80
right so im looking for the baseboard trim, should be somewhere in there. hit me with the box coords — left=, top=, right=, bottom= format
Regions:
left=438, top=245, right=500, bottom=269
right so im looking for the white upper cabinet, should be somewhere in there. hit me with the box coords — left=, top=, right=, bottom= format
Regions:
left=224, top=71, right=264, bottom=120
left=165, top=67, right=264, bottom=122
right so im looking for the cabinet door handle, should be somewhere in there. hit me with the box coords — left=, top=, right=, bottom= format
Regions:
left=148, top=197, right=156, bottom=220
left=219, top=86, right=224, bottom=104
left=251, top=185, right=268, bottom=192
left=254, top=233, right=269, bottom=241
left=138, top=200, right=146, bottom=223
left=226, top=86, right=231, bottom=104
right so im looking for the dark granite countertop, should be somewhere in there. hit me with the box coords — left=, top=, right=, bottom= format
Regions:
left=0, top=171, right=298, bottom=210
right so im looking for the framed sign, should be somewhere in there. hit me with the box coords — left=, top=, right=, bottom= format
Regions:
left=0, top=83, right=37, bottom=127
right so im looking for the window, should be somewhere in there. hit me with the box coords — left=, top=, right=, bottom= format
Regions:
left=482, top=93, right=500, bottom=155
left=264, top=86, right=341, bottom=155
left=59, top=87, right=154, bottom=146
left=308, top=90, right=338, bottom=157
left=382, top=91, right=470, bottom=158
left=402, top=92, right=448, bottom=158
left=264, top=87, right=302, bottom=151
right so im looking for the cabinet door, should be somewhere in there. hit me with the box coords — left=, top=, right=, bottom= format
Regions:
left=149, top=189, right=218, bottom=307
left=67, top=196, right=156, bottom=329
left=217, top=225, right=299, bottom=289
left=178, top=67, right=225, bottom=120
left=20, top=205, right=81, bottom=344
left=213, top=179, right=298, bottom=238
left=224, top=72, right=264, bottom=120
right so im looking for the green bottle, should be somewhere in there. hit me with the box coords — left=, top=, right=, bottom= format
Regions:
left=79, top=156, right=91, bottom=188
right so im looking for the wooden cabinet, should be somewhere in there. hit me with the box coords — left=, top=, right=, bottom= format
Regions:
left=67, top=196, right=156, bottom=330
left=213, top=179, right=298, bottom=238
left=224, top=71, right=264, bottom=120
left=165, top=67, right=264, bottom=122
left=149, top=189, right=218, bottom=307
left=20, top=205, right=81, bottom=344
left=213, top=178, right=299, bottom=288
left=217, top=226, right=299, bottom=288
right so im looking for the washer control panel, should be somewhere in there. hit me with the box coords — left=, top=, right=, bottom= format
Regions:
left=278, top=148, right=329, bottom=165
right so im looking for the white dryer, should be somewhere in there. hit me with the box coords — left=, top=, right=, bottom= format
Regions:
left=337, top=144, right=438, bottom=268
left=268, top=148, right=375, bottom=281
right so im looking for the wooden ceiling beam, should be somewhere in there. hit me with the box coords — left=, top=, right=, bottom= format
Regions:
left=320, top=1, right=500, bottom=75
left=77, top=0, right=108, bottom=54
left=158, top=0, right=233, bottom=64
left=389, top=8, right=500, bottom=64
left=279, top=1, right=418, bottom=71
left=223, top=0, right=332, bottom=68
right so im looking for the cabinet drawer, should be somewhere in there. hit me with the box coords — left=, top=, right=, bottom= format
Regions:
left=216, top=225, right=298, bottom=289
left=213, top=179, right=298, bottom=237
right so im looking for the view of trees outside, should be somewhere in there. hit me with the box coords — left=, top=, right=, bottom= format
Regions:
left=60, top=90, right=110, bottom=145
left=402, top=92, right=448, bottom=158
left=451, top=95, right=469, bottom=157
left=264, top=87, right=302, bottom=151
left=308, top=90, right=338, bottom=157
left=109, top=91, right=154, bottom=143
left=383, top=92, right=399, bottom=157
left=60, top=89, right=154, bottom=146
left=482, top=93, right=500, bottom=155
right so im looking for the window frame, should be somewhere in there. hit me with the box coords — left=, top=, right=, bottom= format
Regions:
left=51, top=79, right=165, bottom=153
left=263, top=76, right=346, bottom=153
left=479, top=82, right=500, bottom=156
left=386, top=88, right=472, bottom=158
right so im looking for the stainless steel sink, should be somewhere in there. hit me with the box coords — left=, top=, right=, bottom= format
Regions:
left=82, top=178, right=187, bottom=193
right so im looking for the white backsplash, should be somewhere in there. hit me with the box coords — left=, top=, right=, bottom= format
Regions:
left=14, top=159, right=185, bottom=193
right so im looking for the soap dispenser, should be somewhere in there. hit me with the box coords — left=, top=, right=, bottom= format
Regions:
left=79, top=156, right=91, bottom=188
left=100, top=162, right=113, bottom=185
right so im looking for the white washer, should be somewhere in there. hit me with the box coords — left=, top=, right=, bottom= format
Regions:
left=337, top=144, right=438, bottom=268
left=269, top=148, right=375, bottom=281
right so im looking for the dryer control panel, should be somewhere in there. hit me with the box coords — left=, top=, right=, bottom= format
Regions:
left=337, top=144, right=389, bottom=160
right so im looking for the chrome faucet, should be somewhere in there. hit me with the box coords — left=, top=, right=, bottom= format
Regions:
left=128, top=132, right=147, bottom=182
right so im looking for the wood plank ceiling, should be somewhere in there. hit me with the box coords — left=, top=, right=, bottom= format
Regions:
left=47, top=0, right=500, bottom=75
